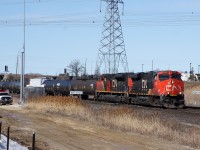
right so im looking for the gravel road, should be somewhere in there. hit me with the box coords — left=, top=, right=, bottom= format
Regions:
left=0, top=96, right=198, bottom=150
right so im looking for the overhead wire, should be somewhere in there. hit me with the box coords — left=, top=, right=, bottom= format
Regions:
left=1, top=12, right=200, bottom=27
left=1, top=4, right=200, bottom=27
left=0, top=0, right=93, bottom=5
left=0, top=0, right=200, bottom=27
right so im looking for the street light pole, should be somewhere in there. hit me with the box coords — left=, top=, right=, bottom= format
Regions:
left=20, top=0, right=25, bottom=104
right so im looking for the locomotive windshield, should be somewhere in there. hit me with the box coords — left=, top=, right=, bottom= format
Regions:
left=159, top=72, right=182, bottom=81
left=171, top=73, right=181, bottom=80
left=159, top=74, right=170, bottom=81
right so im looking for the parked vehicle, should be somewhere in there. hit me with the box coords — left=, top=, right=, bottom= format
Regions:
left=0, top=89, right=13, bottom=105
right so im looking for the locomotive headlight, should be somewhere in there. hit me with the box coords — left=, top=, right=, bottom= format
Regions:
left=179, top=92, right=182, bottom=95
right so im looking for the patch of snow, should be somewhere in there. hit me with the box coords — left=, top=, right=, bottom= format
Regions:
left=0, top=135, right=28, bottom=150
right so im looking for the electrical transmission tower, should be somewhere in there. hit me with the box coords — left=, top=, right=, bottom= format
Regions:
left=96, top=0, right=128, bottom=74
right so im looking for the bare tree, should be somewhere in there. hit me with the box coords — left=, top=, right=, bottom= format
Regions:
left=67, top=59, right=84, bottom=76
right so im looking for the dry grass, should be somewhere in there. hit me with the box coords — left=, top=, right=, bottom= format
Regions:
left=96, top=106, right=200, bottom=148
left=26, top=96, right=200, bottom=149
left=184, top=82, right=200, bottom=106
left=26, top=96, right=93, bottom=120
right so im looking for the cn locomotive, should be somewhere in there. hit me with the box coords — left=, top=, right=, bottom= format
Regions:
left=43, top=70, right=185, bottom=108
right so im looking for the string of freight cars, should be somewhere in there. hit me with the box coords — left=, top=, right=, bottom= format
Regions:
left=0, top=70, right=185, bottom=109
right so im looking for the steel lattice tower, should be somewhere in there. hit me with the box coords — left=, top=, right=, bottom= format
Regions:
left=96, top=0, right=128, bottom=74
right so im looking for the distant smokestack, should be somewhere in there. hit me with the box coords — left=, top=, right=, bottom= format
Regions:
left=5, top=66, right=8, bottom=72
left=64, top=68, right=67, bottom=74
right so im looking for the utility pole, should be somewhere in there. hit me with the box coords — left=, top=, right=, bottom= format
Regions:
left=84, top=59, right=87, bottom=75
left=142, top=64, right=144, bottom=72
left=20, top=0, right=26, bottom=104
left=96, top=0, right=128, bottom=74
left=16, top=55, right=18, bottom=76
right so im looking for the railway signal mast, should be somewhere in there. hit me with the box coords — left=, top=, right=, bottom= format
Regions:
left=96, top=0, right=128, bottom=74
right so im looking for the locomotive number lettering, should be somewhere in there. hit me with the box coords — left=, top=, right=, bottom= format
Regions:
left=142, top=80, right=147, bottom=89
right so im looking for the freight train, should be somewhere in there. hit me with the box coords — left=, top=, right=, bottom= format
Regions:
left=0, top=70, right=185, bottom=108
left=43, top=70, right=185, bottom=108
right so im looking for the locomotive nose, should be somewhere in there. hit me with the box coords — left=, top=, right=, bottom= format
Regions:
left=165, top=84, right=172, bottom=92
left=165, top=79, right=183, bottom=96
left=165, top=79, right=173, bottom=92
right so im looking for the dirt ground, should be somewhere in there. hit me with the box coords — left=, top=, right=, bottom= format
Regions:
left=0, top=98, right=196, bottom=150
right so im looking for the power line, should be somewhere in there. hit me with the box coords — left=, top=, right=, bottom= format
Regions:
left=0, top=0, right=93, bottom=5
left=1, top=11, right=200, bottom=28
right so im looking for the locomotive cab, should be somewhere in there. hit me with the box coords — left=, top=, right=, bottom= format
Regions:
left=154, top=71, right=184, bottom=108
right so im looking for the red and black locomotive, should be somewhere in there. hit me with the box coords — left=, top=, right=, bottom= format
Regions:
left=95, top=70, right=184, bottom=108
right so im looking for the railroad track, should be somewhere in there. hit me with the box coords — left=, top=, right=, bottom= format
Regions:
left=184, top=106, right=200, bottom=113
left=12, top=94, right=200, bottom=128
left=84, top=99, right=200, bottom=128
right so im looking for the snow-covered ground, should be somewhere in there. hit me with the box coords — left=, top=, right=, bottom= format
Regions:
left=0, top=134, right=28, bottom=150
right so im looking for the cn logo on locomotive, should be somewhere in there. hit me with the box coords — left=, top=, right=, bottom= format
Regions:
left=142, top=79, right=147, bottom=89
left=112, top=80, right=117, bottom=88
